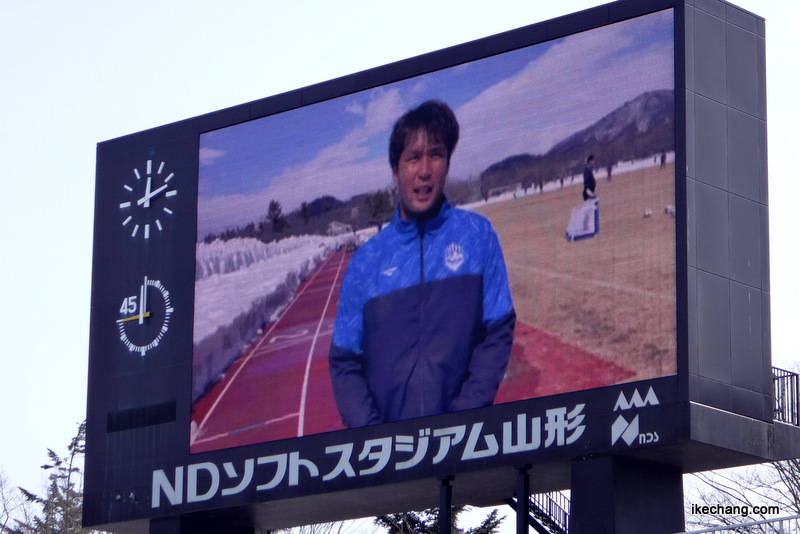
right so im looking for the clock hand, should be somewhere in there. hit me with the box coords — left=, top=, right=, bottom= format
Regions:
left=139, top=277, right=148, bottom=325
left=138, top=177, right=153, bottom=208
left=117, top=311, right=152, bottom=323
left=137, top=182, right=169, bottom=207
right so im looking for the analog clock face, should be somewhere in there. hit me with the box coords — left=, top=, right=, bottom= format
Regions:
left=116, top=276, right=174, bottom=356
left=119, top=159, right=177, bottom=239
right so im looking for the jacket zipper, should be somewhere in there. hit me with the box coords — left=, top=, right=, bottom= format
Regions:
left=417, top=220, right=426, bottom=415
left=418, top=221, right=425, bottom=283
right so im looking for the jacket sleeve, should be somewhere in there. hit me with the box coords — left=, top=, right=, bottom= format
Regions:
left=328, top=258, right=383, bottom=428
left=450, top=226, right=515, bottom=412
left=449, top=309, right=515, bottom=412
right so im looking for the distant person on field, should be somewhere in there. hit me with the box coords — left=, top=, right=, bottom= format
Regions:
left=583, top=154, right=597, bottom=201
left=328, top=100, right=516, bottom=428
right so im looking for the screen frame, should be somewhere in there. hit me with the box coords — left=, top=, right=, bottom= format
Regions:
left=84, top=1, right=704, bottom=529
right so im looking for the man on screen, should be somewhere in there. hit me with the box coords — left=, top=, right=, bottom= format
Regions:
left=329, top=100, right=516, bottom=428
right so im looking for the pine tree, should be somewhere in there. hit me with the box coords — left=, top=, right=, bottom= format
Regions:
left=10, top=422, right=96, bottom=534
left=268, top=199, right=287, bottom=234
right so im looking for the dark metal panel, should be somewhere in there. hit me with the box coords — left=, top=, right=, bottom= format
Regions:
left=689, top=402, right=772, bottom=458
left=299, top=75, right=358, bottom=107
left=728, top=194, right=762, bottom=287
left=687, top=266, right=699, bottom=375
left=729, top=281, right=764, bottom=392
left=419, top=39, right=490, bottom=75
left=245, top=91, right=304, bottom=127
left=684, top=4, right=696, bottom=92
left=694, top=95, right=728, bottom=190
left=727, top=109, right=763, bottom=202
left=352, top=56, right=424, bottom=93
left=685, top=91, right=696, bottom=178
left=545, top=5, right=610, bottom=40
left=731, top=386, right=769, bottom=421
left=695, top=377, right=732, bottom=412
left=686, top=178, right=697, bottom=267
left=759, top=117, right=769, bottom=204
left=761, top=290, right=773, bottom=393
left=694, top=0, right=726, bottom=18
left=693, top=8, right=727, bottom=102
left=694, top=181, right=729, bottom=277
left=725, top=3, right=761, bottom=33
left=726, top=23, right=760, bottom=117
left=696, top=269, right=731, bottom=383
left=484, top=24, right=548, bottom=56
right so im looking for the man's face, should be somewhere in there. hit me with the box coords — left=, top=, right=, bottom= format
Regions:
left=392, top=129, right=449, bottom=219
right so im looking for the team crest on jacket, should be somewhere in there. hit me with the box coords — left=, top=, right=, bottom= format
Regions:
left=445, top=243, right=464, bottom=271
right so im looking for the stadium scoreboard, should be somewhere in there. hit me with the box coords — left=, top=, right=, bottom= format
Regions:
left=85, top=1, right=797, bottom=532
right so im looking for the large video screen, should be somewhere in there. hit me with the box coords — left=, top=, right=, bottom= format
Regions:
left=190, top=9, right=676, bottom=454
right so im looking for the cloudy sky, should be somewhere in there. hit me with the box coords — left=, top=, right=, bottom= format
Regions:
left=1, top=0, right=798, bottom=519
left=198, top=9, right=673, bottom=237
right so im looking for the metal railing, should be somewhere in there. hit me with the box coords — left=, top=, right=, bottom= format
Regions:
left=678, top=514, right=800, bottom=533
left=499, top=368, right=797, bottom=534
left=529, top=491, right=569, bottom=534
left=774, top=367, right=799, bottom=426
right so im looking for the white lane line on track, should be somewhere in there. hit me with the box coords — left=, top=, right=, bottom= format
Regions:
left=192, top=412, right=300, bottom=446
left=297, top=249, right=347, bottom=437
left=193, top=250, right=340, bottom=443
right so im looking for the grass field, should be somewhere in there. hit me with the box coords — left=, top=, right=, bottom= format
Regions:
left=475, top=162, right=677, bottom=383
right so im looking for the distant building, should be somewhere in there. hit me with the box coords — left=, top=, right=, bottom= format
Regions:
left=327, top=221, right=353, bottom=236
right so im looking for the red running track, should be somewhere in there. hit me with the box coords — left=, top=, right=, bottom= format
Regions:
left=190, top=246, right=636, bottom=454
left=190, top=248, right=350, bottom=453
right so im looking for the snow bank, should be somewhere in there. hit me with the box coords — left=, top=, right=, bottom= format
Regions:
left=191, top=234, right=346, bottom=401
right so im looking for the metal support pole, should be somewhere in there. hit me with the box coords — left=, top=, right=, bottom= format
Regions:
left=440, top=477, right=453, bottom=534
left=516, top=467, right=530, bottom=534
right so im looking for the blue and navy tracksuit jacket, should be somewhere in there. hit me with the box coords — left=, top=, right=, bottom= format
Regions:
left=329, top=199, right=516, bottom=428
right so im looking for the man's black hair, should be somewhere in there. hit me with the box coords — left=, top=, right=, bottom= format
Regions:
left=389, top=100, right=459, bottom=171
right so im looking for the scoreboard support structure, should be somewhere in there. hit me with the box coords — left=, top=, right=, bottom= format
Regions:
left=570, top=456, right=684, bottom=534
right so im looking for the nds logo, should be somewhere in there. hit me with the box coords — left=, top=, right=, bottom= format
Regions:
left=611, top=387, right=660, bottom=447
left=613, top=386, right=659, bottom=411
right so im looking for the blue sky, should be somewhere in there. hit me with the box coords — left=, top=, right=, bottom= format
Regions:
left=197, top=9, right=674, bottom=237
left=197, top=46, right=552, bottom=198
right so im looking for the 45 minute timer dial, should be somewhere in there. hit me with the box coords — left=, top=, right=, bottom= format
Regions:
left=116, top=276, right=174, bottom=356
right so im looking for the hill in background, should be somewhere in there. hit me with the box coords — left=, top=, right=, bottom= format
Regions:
left=203, top=89, right=674, bottom=244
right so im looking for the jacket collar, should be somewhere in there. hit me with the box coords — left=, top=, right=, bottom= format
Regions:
left=392, top=196, right=451, bottom=235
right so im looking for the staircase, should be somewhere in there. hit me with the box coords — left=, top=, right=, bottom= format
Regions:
left=506, top=491, right=570, bottom=534
left=495, top=366, right=799, bottom=534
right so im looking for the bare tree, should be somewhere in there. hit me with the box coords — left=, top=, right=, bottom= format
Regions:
left=686, top=460, right=800, bottom=532
left=279, top=506, right=502, bottom=534
left=376, top=506, right=503, bottom=534
left=1, top=470, right=31, bottom=534
left=279, top=519, right=377, bottom=534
